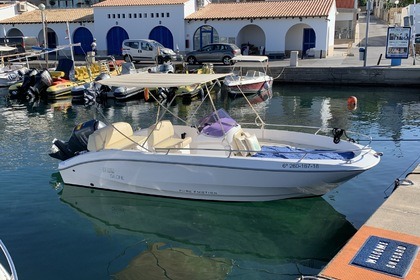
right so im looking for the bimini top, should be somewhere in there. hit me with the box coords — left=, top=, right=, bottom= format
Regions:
left=97, top=73, right=230, bottom=88
left=231, top=55, right=269, bottom=63
left=230, top=55, right=269, bottom=68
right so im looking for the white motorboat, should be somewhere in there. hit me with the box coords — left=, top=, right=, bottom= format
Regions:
left=49, top=73, right=381, bottom=202
left=0, top=46, right=28, bottom=88
left=223, top=55, right=273, bottom=98
left=0, top=239, right=18, bottom=280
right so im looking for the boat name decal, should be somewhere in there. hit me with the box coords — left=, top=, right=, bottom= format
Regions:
left=282, top=163, right=320, bottom=169
left=102, top=167, right=125, bottom=181
left=178, top=189, right=218, bottom=195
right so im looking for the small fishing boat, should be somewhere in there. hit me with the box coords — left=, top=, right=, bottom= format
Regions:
left=0, top=46, right=29, bottom=88
left=223, top=55, right=273, bottom=99
left=49, top=73, right=381, bottom=202
left=9, top=55, right=121, bottom=101
left=0, top=239, right=18, bottom=280
left=0, top=65, right=28, bottom=88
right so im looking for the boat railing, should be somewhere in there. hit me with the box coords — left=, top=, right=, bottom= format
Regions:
left=0, top=239, right=18, bottom=280
left=240, top=122, right=374, bottom=149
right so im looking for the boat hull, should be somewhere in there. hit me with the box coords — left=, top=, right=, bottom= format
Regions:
left=58, top=150, right=373, bottom=202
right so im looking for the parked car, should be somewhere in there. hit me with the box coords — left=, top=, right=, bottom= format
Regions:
left=121, top=39, right=182, bottom=63
left=0, top=36, right=39, bottom=55
left=185, top=43, right=241, bottom=65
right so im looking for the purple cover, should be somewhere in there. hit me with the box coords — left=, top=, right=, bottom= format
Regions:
left=198, top=109, right=238, bottom=137
left=201, top=118, right=237, bottom=137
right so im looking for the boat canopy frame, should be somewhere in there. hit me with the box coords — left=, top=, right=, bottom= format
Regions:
left=97, top=73, right=230, bottom=88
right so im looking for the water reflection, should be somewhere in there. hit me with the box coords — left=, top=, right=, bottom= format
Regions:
left=57, top=179, right=355, bottom=279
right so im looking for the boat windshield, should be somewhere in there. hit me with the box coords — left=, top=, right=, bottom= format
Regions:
left=197, top=109, right=238, bottom=137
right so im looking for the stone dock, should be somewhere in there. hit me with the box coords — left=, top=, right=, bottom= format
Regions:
left=317, top=164, right=420, bottom=280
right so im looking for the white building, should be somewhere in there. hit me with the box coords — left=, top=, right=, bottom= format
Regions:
left=0, top=0, right=338, bottom=58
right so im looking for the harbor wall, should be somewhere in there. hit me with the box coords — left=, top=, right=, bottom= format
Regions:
left=214, top=65, right=420, bottom=87
left=272, top=67, right=420, bottom=87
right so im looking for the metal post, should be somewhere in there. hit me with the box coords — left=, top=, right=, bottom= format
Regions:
left=364, top=0, right=371, bottom=67
left=414, top=0, right=417, bottom=65
left=66, top=21, right=74, bottom=62
left=39, top=4, right=48, bottom=68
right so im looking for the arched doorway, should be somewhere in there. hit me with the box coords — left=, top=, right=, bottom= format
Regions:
left=193, top=25, right=219, bottom=50
left=285, top=24, right=312, bottom=56
left=106, top=26, right=129, bottom=55
left=237, top=25, right=266, bottom=55
left=149, top=26, right=173, bottom=49
left=73, top=27, right=94, bottom=55
left=37, top=27, right=58, bottom=49
left=6, top=28, right=23, bottom=37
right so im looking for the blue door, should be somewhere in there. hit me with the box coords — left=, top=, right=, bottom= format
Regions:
left=149, top=26, right=173, bottom=49
left=302, top=28, right=316, bottom=55
left=107, top=27, right=129, bottom=55
left=73, top=27, right=93, bottom=55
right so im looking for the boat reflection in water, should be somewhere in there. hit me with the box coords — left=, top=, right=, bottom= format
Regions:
left=58, top=180, right=356, bottom=279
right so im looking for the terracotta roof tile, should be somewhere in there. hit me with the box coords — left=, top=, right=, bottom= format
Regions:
left=186, top=0, right=334, bottom=20
left=336, top=0, right=355, bottom=9
left=0, top=8, right=94, bottom=24
left=93, top=0, right=189, bottom=7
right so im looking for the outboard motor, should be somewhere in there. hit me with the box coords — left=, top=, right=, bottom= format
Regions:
left=27, top=70, right=53, bottom=100
left=49, top=119, right=106, bottom=161
left=9, top=69, right=38, bottom=100
left=71, top=84, right=90, bottom=104
left=121, top=62, right=136, bottom=75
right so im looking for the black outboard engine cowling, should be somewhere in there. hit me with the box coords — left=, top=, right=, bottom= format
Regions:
left=49, top=119, right=106, bottom=161
left=27, top=70, right=53, bottom=100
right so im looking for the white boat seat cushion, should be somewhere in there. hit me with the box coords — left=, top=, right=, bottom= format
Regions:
left=87, top=122, right=146, bottom=151
left=148, top=120, right=192, bottom=150
left=232, top=130, right=261, bottom=156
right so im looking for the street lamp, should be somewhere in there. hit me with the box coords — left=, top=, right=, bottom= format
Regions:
left=38, top=3, right=48, bottom=67
left=363, top=0, right=372, bottom=67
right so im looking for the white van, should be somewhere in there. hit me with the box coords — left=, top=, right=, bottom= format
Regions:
left=121, top=39, right=180, bottom=63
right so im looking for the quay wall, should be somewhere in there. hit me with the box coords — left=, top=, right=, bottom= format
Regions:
left=214, top=65, right=420, bottom=87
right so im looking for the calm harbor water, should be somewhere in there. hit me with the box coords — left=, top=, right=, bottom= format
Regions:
left=0, top=84, right=419, bottom=280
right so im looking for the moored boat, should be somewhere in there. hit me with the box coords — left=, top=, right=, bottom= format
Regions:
left=49, top=73, right=381, bottom=202
left=0, top=46, right=29, bottom=88
left=223, top=55, right=273, bottom=98
left=0, top=239, right=18, bottom=280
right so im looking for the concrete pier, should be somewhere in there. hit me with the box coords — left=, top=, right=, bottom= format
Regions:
left=318, top=164, right=420, bottom=280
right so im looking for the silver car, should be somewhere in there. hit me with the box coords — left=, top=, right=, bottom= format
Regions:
left=186, top=43, right=241, bottom=65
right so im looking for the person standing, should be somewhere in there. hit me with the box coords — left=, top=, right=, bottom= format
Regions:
left=91, top=38, right=97, bottom=55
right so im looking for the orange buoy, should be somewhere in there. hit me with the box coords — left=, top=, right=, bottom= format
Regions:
left=144, top=88, right=150, bottom=101
left=347, top=96, right=357, bottom=110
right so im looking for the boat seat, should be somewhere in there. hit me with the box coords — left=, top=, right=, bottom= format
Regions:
left=87, top=122, right=146, bottom=152
left=75, top=67, right=89, bottom=80
left=148, top=120, right=192, bottom=151
left=232, top=129, right=261, bottom=156
left=50, top=71, right=65, bottom=79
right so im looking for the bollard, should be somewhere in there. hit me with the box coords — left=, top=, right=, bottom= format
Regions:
left=290, top=51, right=299, bottom=67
